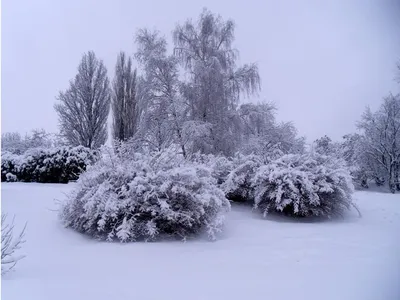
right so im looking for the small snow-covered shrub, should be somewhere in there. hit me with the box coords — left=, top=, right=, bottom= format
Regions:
left=222, top=154, right=263, bottom=203
left=60, top=149, right=230, bottom=242
left=351, top=167, right=370, bottom=189
left=252, top=153, right=356, bottom=218
left=6, top=173, right=17, bottom=182
left=1, top=213, right=26, bottom=275
left=1, top=152, right=20, bottom=182
left=1, top=146, right=97, bottom=183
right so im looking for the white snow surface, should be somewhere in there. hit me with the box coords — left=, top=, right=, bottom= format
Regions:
left=1, top=183, right=400, bottom=300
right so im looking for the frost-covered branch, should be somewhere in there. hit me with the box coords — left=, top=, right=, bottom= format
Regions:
left=1, top=213, right=27, bottom=275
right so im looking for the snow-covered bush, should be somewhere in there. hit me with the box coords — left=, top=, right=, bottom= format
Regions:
left=252, top=152, right=356, bottom=218
left=1, top=213, right=26, bottom=275
left=59, top=149, right=230, bottom=242
left=147, top=147, right=187, bottom=172
left=1, top=151, right=20, bottom=182
left=6, top=173, right=17, bottom=182
left=222, top=154, right=263, bottom=203
left=1, top=146, right=97, bottom=183
left=190, top=153, right=233, bottom=185
left=114, top=140, right=188, bottom=171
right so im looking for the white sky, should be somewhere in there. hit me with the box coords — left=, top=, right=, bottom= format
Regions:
left=2, top=0, right=400, bottom=141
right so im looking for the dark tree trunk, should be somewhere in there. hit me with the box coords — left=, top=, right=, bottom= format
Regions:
left=395, top=163, right=400, bottom=192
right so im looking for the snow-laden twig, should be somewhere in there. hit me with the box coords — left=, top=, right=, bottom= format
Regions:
left=1, top=213, right=27, bottom=275
left=351, top=202, right=362, bottom=218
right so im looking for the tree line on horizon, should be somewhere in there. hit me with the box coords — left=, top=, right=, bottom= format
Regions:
left=2, top=9, right=400, bottom=193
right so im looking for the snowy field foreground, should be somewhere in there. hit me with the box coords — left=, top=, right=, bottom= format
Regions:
left=1, top=183, right=400, bottom=300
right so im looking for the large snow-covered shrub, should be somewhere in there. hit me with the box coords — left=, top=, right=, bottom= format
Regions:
left=222, top=154, right=263, bottom=203
left=59, top=150, right=230, bottom=242
left=1, top=146, right=97, bottom=183
left=252, top=153, right=356, bottom=218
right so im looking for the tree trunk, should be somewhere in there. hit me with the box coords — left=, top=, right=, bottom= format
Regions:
left=389, top=164, right=396, bottom=194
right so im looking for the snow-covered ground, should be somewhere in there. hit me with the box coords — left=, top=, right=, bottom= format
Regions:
left=1, top=183, right=400, bottom=300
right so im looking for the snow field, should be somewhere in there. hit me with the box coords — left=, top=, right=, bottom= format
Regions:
left=1, top=183, right=400, bottom=300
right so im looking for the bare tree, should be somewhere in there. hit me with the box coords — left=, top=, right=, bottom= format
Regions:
left=24, top=128, right=52, bottom=149
left=1, top=132, right=24, bottom=154
left=112, top=52, right=139, bottom=141
left=2, top=129, right=53, bottom=154
left=173, top=8, right=261, bottom=156
left=357, top=93, right=400, bottom=193
left=1, top=213, right=26, bottom=275
left=55, top=51, right=111, bottom=149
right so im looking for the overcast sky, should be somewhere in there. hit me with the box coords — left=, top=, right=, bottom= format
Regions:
left=2, top=0, right=400, bottom=142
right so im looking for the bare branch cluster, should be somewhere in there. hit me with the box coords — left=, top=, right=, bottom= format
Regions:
left=1, top=213, right=27, bottom=275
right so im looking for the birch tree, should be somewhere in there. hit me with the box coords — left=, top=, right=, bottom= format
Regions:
left=173, top=9, right=261, bottom=156
left=134, top=29, right=188, bottom=156
left=55, top=51, right=111, bottom=149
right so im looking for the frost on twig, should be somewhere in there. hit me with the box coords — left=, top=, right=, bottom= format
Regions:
left=1, top=213, right=27, bottom=275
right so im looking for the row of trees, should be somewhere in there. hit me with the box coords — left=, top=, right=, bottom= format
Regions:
left=313, top=92, right=400, bottom=193
left=4, top=9, right=398, bottom=193
left=54, top=9, right=304, bottom=159
left=1, top=129, right=60, bottom=154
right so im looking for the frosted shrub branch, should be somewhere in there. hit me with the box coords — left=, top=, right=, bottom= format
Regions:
left=1, top=213, right=27, bottom=275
